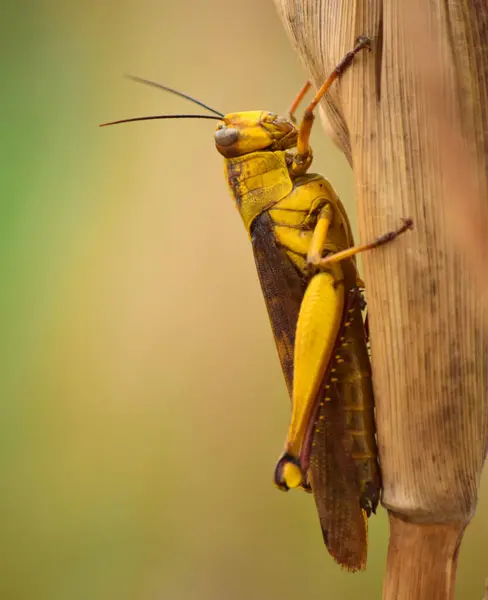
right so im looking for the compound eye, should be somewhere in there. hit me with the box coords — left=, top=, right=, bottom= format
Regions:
left=215, top=127, right=238, bottom=146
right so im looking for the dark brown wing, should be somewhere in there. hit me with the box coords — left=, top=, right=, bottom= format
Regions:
left=309, top=392, right=367, bottom=571
left=250, top=212, right=307, bottom=396
left=308, top=285, right=369, bottom=571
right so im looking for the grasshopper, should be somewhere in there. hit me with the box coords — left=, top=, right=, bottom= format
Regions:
left=100, top=36, right=413, bottom=571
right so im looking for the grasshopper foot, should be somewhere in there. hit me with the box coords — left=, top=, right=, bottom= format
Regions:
left=355, top=35, right=372, bottom=51
left=348, top=286, right=367, bottom=311
left=360, top=480, right=380, bottom=516
left=401, top=217, right=414, bottom=231
left=300, top=473, right=313, bottom=494
left=375, top=217, right=414, bottom=246
left=335, top=36, right=372, bottom=78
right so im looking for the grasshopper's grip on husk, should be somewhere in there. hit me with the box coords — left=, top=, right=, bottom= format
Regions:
left=214, top=37, right=412, bottom=571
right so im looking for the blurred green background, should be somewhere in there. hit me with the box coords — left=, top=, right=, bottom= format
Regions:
left=2, top=1, right=486, bottom=598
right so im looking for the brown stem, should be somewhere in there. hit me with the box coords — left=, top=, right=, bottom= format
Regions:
left=384, top=514, right=465, bottom=600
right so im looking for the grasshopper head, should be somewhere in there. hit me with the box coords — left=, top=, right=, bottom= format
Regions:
left=215, top=111, right=298, bottom=158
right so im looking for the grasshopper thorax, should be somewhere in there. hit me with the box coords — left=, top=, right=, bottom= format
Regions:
left=215, top=111, right=298, bottom=158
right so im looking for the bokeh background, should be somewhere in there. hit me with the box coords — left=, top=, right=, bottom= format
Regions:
left=2, top=1, right=487, bottom=598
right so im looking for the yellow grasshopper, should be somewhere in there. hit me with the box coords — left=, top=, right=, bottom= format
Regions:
left=100, top=36, right=413, bottom=571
